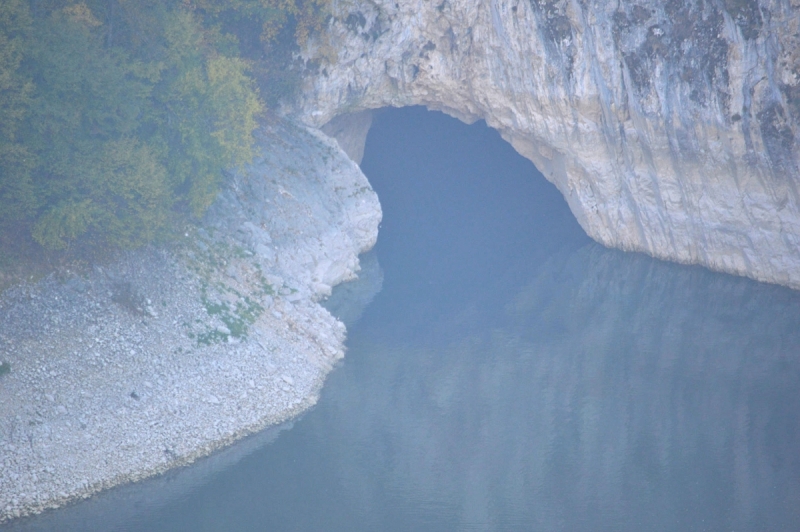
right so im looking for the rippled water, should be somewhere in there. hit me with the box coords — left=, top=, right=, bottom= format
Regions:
left=7, top=107, right=800, bottom=531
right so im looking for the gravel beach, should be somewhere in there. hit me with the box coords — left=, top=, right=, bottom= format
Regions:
left=0, top=118, right=381, bottom=523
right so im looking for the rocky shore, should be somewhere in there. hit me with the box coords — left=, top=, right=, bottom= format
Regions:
left=0, top=118, right=381, bottom=523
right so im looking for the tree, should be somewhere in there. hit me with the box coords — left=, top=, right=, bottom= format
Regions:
left=150, top=9, right=262, bottom=216
left=21, top=4, right=162, bottom=248
left=0, top=0, right=37, bottom=230
left=0, top=0, right=326, bottom=252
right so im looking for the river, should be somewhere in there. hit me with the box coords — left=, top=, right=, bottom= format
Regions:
left=6, top=107, right=800, bottom=531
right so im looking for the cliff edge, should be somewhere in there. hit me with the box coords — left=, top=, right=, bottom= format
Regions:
left=297, top=0, right=800, bottom=288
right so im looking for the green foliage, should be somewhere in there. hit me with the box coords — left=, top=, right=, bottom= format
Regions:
left=19, top=6, right=166, bottom=248
left=150, top=9, right=264, bottom=216
left=0, top=0, right=328, bottom=253
left=32, top=199, right=94, bottom=250
left=0, top=361, right=9, bottom=377
left=190, top=0, right=332, bottom=107
left=197, top=284, right=264, bottom=345
left=189, top=0, right=330, bottom=48
left=0, top=0, right=37, bottom=228
left=88, top=139, right=171, bottom=248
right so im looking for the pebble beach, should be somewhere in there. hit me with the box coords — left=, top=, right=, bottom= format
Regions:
left=0, top=119, right=381, bottom=524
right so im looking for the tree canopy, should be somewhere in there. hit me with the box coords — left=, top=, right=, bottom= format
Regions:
left=0, top=0, right=328, bottom=251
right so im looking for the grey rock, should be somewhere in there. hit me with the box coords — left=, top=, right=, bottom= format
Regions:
left=298, top=0, right=800, bottom=289
left=0, top=116, right=380, bottom=524
left=255, top=244, right=274, bottom=262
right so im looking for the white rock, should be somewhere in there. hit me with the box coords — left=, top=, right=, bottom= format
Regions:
left=0, top=115, right=379, bottom=523
left=299, top=0, right=800, bottom=289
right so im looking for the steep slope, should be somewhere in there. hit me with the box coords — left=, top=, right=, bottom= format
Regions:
left=296, top=0, right=800, bottom=288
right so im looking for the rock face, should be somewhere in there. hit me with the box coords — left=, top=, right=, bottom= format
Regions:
left=295, top=0, right=800, bottom=288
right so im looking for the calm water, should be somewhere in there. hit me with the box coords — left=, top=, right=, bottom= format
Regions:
left=7, top=107, right=800, bottom=531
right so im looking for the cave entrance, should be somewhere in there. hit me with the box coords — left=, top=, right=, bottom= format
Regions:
left=341, top=106, right=590, bottom=334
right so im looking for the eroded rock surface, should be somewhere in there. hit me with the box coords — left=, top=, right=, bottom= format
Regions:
left=297, top=0, right=800, bottom=288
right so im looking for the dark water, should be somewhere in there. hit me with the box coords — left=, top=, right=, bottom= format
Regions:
left=7, top=107, right=800, bottom=531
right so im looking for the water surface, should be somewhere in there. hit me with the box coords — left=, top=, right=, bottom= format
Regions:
left=7, top=107, right=800, bottom=531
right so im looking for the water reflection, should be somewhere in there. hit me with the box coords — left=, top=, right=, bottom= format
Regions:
left=6, top=107, right=800, bottom=532
left=317, top=243, right=800, bottom=531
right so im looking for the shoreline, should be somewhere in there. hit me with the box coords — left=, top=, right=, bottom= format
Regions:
left=0, top=119, right=381, bottom=524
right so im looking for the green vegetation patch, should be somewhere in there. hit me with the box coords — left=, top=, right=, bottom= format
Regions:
left=0, top=361, right=10, bottom=378
left=0, top=0, right=331, bottom=254
left=194, top=279, right=265, bottom=346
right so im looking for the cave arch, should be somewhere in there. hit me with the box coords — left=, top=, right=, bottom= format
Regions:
left=301, top=0, right=800, bottom=290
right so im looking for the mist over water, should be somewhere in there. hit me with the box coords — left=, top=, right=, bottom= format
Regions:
left=8, top=107, right=800, bottom=531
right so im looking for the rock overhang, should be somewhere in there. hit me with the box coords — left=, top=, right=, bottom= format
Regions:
left=294, top=0, right=800, bottom=289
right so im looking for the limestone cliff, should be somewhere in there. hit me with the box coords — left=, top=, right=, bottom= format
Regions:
left=295, top=0, right=800, bottom=288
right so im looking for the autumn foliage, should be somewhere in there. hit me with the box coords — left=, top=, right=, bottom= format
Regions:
left=0, top=0, right=328, bottom=250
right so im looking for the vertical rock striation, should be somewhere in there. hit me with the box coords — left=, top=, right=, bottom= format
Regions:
left=295, top=0, right=800, bottom=288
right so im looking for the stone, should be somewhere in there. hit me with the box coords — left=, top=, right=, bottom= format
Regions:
left=0, top=115, right=380, bottom=524
left=296, top=0, right=800, bottom=289
left=255, top=244, right=275, bottom=262
left=320, top=110, right=374, bottom=165
left=285, top=292, right=303, bottom=303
